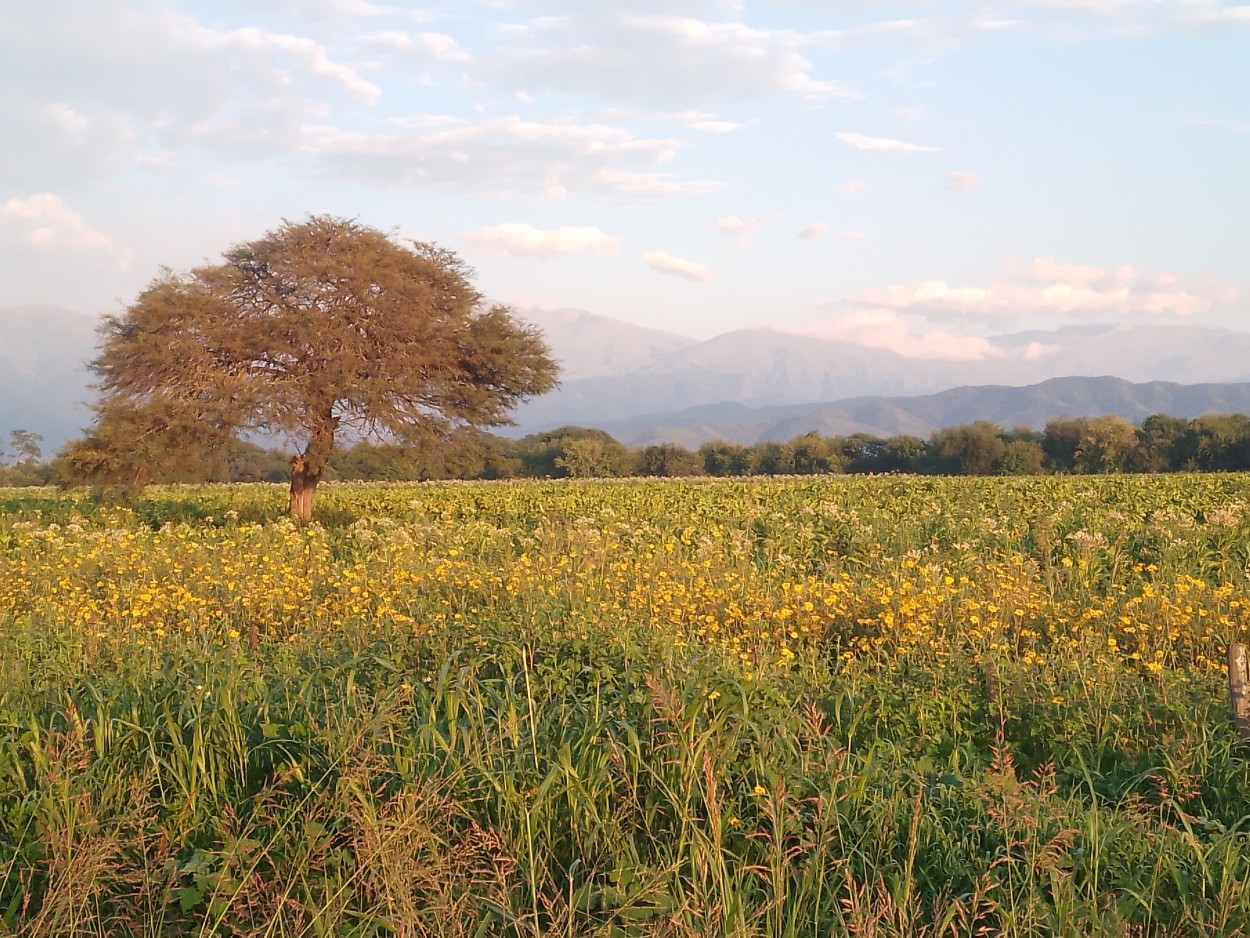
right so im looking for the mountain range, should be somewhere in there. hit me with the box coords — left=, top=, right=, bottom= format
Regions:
left=595, top=377, right=1250, bottom=448
left=512, top=310, right=1250, bottom=435
left=6, top=302, right=1250, bottom=454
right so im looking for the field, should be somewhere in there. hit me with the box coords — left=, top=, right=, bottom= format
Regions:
left=3, top=475, right=1250, bottom=936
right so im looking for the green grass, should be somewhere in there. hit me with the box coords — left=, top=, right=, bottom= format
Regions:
left=2, top=476, right=1250, bottom=936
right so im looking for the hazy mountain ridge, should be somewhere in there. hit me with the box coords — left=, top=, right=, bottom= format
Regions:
left=516, top=307, right=698, bottom=381
left=511, top=321, right=1250, bottom=432
left=603, top=377, right=1250, bottom=448
left=9, top=302, right=1250, bottom=454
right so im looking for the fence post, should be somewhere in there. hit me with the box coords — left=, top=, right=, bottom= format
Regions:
left=1230, top=642, right=1250, bottom=742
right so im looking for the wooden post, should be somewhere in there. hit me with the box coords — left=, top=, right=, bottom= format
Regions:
left=1229, top=642, right=1250, bottom=742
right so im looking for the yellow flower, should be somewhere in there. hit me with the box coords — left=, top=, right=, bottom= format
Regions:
left=753, top=783, right=768, bottom=796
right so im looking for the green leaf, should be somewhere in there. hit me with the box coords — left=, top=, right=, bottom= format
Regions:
left=177, top=886, right=203, bottom=913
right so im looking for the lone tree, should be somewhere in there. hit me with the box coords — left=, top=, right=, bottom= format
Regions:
left=86, top=215, right=558, bottom=519
left=5, top=430, right=43, bottom=466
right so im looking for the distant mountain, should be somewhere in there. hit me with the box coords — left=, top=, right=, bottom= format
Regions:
left=599, top=377, right=1250, bottom=447
left=0, top=304, right=98, bottom=455
left=509, top=328, right=986, bottom=430
left=11, top=300, right=1250, bottom=455
left=515, top=307, right=697, bottom=381
left=510, top=322, right=1250, bottom=433
left=993, top=324, right=1250, bottom=385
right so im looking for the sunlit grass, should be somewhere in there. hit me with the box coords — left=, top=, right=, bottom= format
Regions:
left=3, top=475, right=1250, bottom=935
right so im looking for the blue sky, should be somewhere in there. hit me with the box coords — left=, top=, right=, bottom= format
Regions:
left=2, top=0, right=1247, bottom=359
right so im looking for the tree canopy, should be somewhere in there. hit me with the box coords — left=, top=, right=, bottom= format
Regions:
left=81, top=215, right=558, bottom=518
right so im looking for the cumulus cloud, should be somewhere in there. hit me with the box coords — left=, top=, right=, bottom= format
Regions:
left=836, top=131, right=941, bottom=153
left=845, top=257, right=1241, bottom=321
left=591, top=168, right=725, bottom=196
left=491, top=12, right=856, bottom=106
left=946, top=170, right=981, bottom=190
left=0, top=0, right=383, bottom=184
left=363, top=30, right=472, bottom=62
left=463, top=223, right=621, bottom=258
left=797, top=222, right=828, bottom=239
left=840, top=230, right=868, bottom=240
left=643, top=250, right=714, bottom=281
left=849, top=11, right=1022, bottom=53
left=713, top=212, right=780, bottom=251
left=715, top=215, right=752, bottom=235
left=593, top=108, right=750, bottom=134
left=1171, top=1, right=1250, bottom=27
left=1, top=193, right=133, bottom=266
left=227, top=28, right=381, bottom=100
left=304, top=117, right=724, bottom=197
left=685, top=115, right=747, bottom=133
left=1179, top=115, right=1250, bottom=132
left=713, top=212, right=780, bottom=247
left=1028, top=0, right=1134, bottom=13
left=838, top=178, right=867, bottom=195
left=1016, top=0, right=1250, bottom=34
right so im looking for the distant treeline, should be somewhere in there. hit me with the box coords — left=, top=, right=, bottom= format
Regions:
left=8, top=412, right=1250, bottom=487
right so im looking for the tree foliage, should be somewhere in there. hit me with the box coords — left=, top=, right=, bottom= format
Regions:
left=82, top=216, right=558, bottom=517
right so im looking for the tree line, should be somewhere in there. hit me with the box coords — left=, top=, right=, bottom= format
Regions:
left=9, top=412, right=1250, bottom=487
left=9, top=217, right=1250, bottom=512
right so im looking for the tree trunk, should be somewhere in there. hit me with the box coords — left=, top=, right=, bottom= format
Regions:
left=288, top=416, right=338, bottom=522
left=1230, top=642, right=1250, bottom=742
left=288, top=454, right=321, bottom=522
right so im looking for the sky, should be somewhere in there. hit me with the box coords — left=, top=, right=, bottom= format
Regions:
left=2, top=0, right=1248, bottom=360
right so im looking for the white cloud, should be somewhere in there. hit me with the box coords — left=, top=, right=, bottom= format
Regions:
left=688, top=117, right=745, bottom=133
left=227, top=28, right=381, bottom=100
left=463, top=223, right=621, bottom=258
left=1179, top=115, right=1250, bottom=132
left=846, top=257, right=1241, bottom=321
left=838, top=178, right=867, bottom=195
left=840, top=230, right=868, bottom=240
left=304, top=116, right=723, bottom=197
left=797, top=222, right=828, bottom=239
left=595, top=108, right=750, bottom=134
left=946, top=170, right=981, bottom=190
left=1019, top=0, right=1250, bottom=34
left=492, top=12, right=857, bottom=106
left=836, top=131, right=941, bottom=153
left=0, top=1, right=385, bottom=183
left=276, top=0, right=387, bottom=17
left=1, top=193, right=133, bottom=266
left=43, top=102, right=90, bottom=134
left=1029, top=0, right=1132, bottom=13
left=1172, top=1, right=1250, bottom=27
left=643, top=250, right=714, bottom=281
left=364, top=30, right=472, bottom=62
left=592, top=168, right=725, bottom=196
left=714, top=212, right=780, bottom=235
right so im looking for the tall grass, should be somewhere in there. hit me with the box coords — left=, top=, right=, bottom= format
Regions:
left=2, top=476, right=1250, bottom=935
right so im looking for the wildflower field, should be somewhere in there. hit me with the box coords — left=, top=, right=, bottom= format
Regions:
left=2, top=475, right=1250, bottom=936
